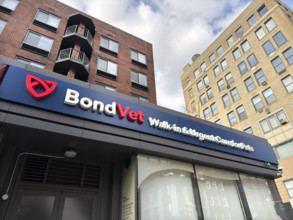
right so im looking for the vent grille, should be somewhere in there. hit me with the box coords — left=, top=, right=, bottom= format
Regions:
left=21, top=155, right=101, bottom=190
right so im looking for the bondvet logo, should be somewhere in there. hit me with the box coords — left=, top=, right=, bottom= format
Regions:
left=26, top=74, right=57, bottom=99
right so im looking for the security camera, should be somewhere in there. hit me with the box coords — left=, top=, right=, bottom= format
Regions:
left=278, top=166, right=283, bottom=173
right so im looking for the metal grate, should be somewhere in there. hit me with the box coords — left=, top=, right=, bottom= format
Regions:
left=21, top=155, right=101, bottom=190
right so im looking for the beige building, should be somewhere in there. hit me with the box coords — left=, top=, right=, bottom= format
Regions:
left=181, top=0, right=293, bottom=210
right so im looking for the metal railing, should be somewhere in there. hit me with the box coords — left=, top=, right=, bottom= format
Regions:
left=57, top=48, right=90, bottom=71
left=64, top=25, right=93, bottom=46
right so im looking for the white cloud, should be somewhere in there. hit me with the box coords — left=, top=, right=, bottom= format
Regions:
left=58, top=0, right=253, bottom=113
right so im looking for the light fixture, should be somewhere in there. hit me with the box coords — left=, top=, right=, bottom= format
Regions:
left=64, top=149, right=77, bottom=158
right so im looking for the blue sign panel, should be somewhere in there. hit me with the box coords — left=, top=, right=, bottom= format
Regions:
left=0, top=65, right=278, bottom=164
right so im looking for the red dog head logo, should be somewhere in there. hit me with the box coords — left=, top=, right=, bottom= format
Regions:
left=26, top=74, right=57, bottom=99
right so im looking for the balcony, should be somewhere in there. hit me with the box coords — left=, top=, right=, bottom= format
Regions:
left=62, top=25, right=93, bottom=58
left=54, top=48, right=90, bottom=82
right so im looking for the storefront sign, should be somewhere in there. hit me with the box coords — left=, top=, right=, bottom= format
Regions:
left=0, top=65, right=278, bottom=164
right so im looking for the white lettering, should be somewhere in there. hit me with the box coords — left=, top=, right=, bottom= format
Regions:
left=80, top=97, right=92, bottom=109
left=64, top=89, right=79, bottom=106
left=105, top=102, right=116, bottom=116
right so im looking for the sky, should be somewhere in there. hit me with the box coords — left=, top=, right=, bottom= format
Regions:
left=58, top=0, right=293, bottom=113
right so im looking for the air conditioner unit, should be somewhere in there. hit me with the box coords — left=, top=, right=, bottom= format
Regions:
left=279, top=118, right=289, bottom=125
left=265, top=108, right=270, bottom=114
left=262, top=81, right=267, bottom=86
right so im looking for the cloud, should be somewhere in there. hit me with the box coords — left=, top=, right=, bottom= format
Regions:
left=58, top=0, right=253, bottom=113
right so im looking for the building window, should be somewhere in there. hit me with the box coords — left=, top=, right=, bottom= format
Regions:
left=33, top=9, right=60, bottom=32
left=247, top=53, right=258, bottom=68
left=131, top=70, right=148, bottom=90
left=100, top=36, right=119, bottom=56
left=194, top=68, right=200, bottom=78
left=203, top=107, right=211, bottom=120
left=0, top=0, right=19, bottom=13
left=203, top=75, right=209, bottom=87
left=131, top=94, right=148, bottom=102
left=209, top=53, right=216, bottom=64
left=191, top=102, right=196, bottom=112
left=252, top=95, right=264, bottom=111
left=188, top=89, right=193, bottom=98
left=237, top=105, right=247, bottom=120
left=275, top=141, right=293, bottom=159
left=197, top=81, right=203, bottom=91
left=282, top=75, right=293, bottom=93
left=254, top=69, right=267, bottom=85
left=255, top=27, right=266, bottom=40
left=227, top=35, right=235, bottom=47
left=213, top=66, right=220, bottom=77
left=215, top=119, right=221, bottom=124
left=271, top=56, right=286, bottom=74
left=228, top=111, right=237, bottom=125
left=258, top=5, right=268, bottom=17
left=265, top=18, right=277, bottom=32
left=230, top=88, right=240, bottom=102
left=222, top=94, right=231, bottom=108
left=15, top=56, right=45, bottom=69
left=217, top=46, right=224, bottom=57
left=95, top=82, right=116, bottom=92
left=186, top=79, right=191, bottom=87
left=211, top=103, right=218, bottom=116
left=236, top=27, right=244, bottom=38
left=22, top=31, right=53, bottom=56
left=97, top=57, right=117, bottom=78
left=262, top=40, right=275, bottom=55
left=241, top=40, right=251, bottom=53
left=284, top=179, right=293, bottom=198
left=200, top=93, right=207, bottom=105
left=244, top=77, right=256, bottom=92
left=262, top=87, right=276, bottom=105
left=238, top=61, right=248, bottom=75
left=217, top=79, right=225, bottom=91
left=247, top=15, right=257, bottom=27
left=233, top=48, right=241, bottom=60
left=0, top=19, right=7, bottom=34
left=201, top=62, right=206, bottom=72
left=273, top=31, right=287, bottom=47
left=131, top=49, right=146, bottom=67
left=283, top=47, right=293, bottom=65
left=244, top=126, right=253, bottom=135
left=260, top=110, right=288, bottom=134
left=220, top=59, right=228, bottom=71
left=207, top=88, right=213, bottom=99
left=225, top=72, right=234, bottom=86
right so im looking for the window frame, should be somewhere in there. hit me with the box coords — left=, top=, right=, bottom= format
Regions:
left=100, top=36, right=119, bottom=56
left=237, top=105, right=247, bottom=120
left=222, top=94, right=231, bottom=108
left=232, top=48, right=242, bottom=60
left=271, top=56, right=286, bottom=74
left=203, top=107, right=211, bottom=120
left=131, top=69, right=148, bottom=90
left=247, top=14, right=257, bottom=27
left=227, top=111, right=237, bottom=126
left=283, top=47, right=293, bottom=65
left=213, top=66, right=220, bottom=77
left=33, top=9, right=61, bottom=32
left=238, top=61, right=248, bottom=75
left=207, top=88, right=213, bottom=100
left=131, top=49, right=147, bottom=68
left=225, top=72, right=234, bottom=86
left=216, top=46, right=224, bottom=57
left=230, top=87, right=240, bottom=102
left=244, top=77, right=256, bottom=92
left=262, top=87, right=277, bottom=105
left=241, top=40, right=251, bottom=53
left=236, top=27, right=244, bottom=38
left=0, top=0, right=20, bottom=14
left=254, top=69, right=267, bottom=85
left=258, top=5, right=268, bottom=17
left=247, top=53, right=258, bottom=68
left=282, top=75, right=293, bottom=93
left=217, top=78, right=225, bottom=92
left=251, top=95, right=264, bottom=112
left=211, top=102, right=218, bottom=116
left=15, top=56, right=45, bottom=69
left=273, top=31, right=287, bottom=47
left=197, top=81, right=203, bottom=92
left=209, top=53, right=216, bottom=64
left=200, top=93, right=207, bottom=105
left=255, top=27, right=266, bottom=40
left=0, top=18, right=7, bottom=35
left=220, top=59, right=228, bottom=71
left=262, top=40, right=275, bottom=55
left=265, top=18, right=277, bottom=32
left=227, top=35, right=235, bottom=47
left=96, top=57, right=118, bottom=79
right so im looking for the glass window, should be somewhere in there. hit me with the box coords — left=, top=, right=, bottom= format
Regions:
left=237, top=105, right=247, bottom=120
left=284, top=179, right=293, bottom=198
left=97, top=57, right=117, bottom=75
left=282, top=75, right=293, bottom=93
left=236, top=27, right=244, bottom=38
left=233, top=48, right=241, bottom=60
left=254, top=69, right=267, bottom=85
left=230, top=88, right=240, bottom=102
left=34, top=9, right=60, bottom=29
left=186, top=79, right=191, bottom=87
left=189, top=89, right=193, bottom=98
left=15, top=56, right=45, bottom=69
left=197, top=81, right=203, bottom=91
left=194, top=68, right=200, bottom=78
left=95, top=82, right=116, bottom=92
left=0, top=0, right=19, bottom=11
left=244, top=126, right=253, bottom=134
left=283, top=47, right=293, bottom=65
left=131, top=94, right=148, bottom=102
left=227, top=35, right=234, bottom=47
left=238, top=61, right=248, bottom=75
left=211, top=103, right=218, bottom=115
left=262, top=40, right=275, bottom=55
left=225, top=72, right=234, bottom=85
left=276, top=140, right=293, bottom=159
left=247, top=53, right=258, bottom=68
left=241, top=40, right=250, bottom=53
left=131, top=70, right=147, bottom=87
left=203, top=75, right=209, bottom=87
left=209, top=53, right=216, bottom=64
left=215, top=119, right=221, bottom=124
left=265, top=18, right=277, bottom=32
left=23, top=31, right=53, bottom=52
left=100, top=36, right=119, bottom=53
left=222, top=94, right=231, bottom=108
left=260, top=119, right=271, bottom=133
left=191, top=102, right=196, bottom=112
left=0, top=19, right=7, bottom=34
left=203, top=107, right=211, bottom=120
left=221, top=59, right=228, bottom=71
left=200, top=93, right=207, bottom=105
left=271, top=56, right=286, bottom=74
left=247, top=15, right=257, bottom=27
left=201, top=62, right=206, bottom=72
left=268, top=115, right=279, bottom=129
left=207, top=88, right=213, bottom=99
left=228, top=111, right=237, bottom=125
left=258, top=5, right=268, bottom=17
left=252, top=95, right=264, bottom=111
left=213, top=66, right=220, bottom=77
left=255, top=27, right=266, bottom=40
left=262, top=87, right=276, bottom=104
left=217, top=46, right=224, bottom=57
left=217, top=79, right=225, bottom=91
left=131, top=50, right=146, bottom=64
left=273, top=31, right=287, bottom=47
left=260, top=110, right=288, bottom=133
left=244, top=77, right=256, bottom=92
